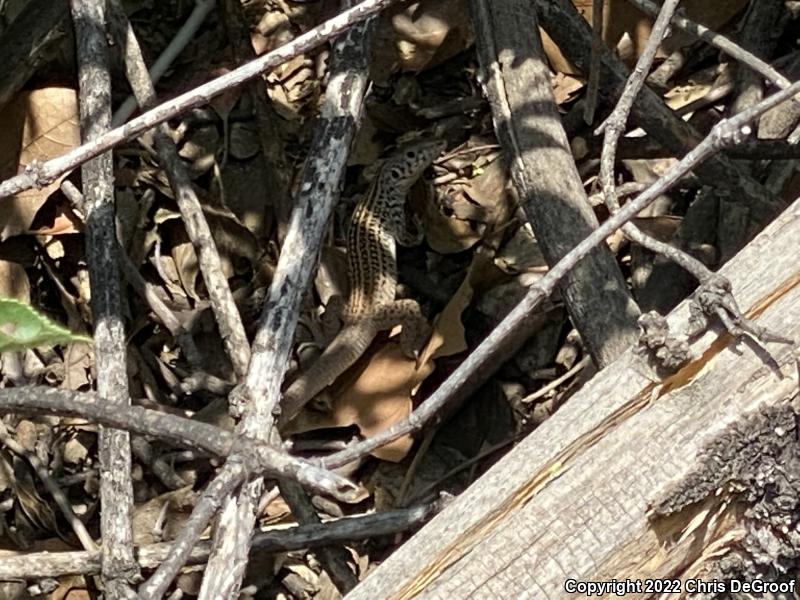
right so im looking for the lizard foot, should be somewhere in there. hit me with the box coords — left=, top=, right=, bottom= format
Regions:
left=393, top=299, right=431, bottom=359
left=399, top=316, right=432, bottom=360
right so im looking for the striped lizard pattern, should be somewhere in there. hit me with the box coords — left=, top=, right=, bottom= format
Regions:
left=280, top=139, right=446, bottom=426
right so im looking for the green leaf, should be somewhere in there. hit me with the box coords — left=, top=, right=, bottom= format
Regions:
left=0, top=298, right=91, bottom=352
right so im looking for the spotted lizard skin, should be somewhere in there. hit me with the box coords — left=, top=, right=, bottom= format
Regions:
left=280, top=139, right=445, bottom=427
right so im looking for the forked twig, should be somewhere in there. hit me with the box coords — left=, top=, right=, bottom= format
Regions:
left=598, top=0, right=792, bottom=370
left=627, top=0, right=791, bottom=89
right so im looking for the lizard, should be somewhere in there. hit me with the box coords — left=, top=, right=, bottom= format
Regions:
left=278, top=139, right=446, bottom=428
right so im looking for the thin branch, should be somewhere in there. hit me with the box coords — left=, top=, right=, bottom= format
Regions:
left=112, top=0, right=215, bottom=125
left=218, top=0, right=293, bottom=238
left=321, top=78, right=800, bottom=468
left=107, top=0, right=250, bottom=378
left=279, top=479, right=359, bottom=593
left=0, top=0, right=405, bottom=200
left=61, top=180, right=204, bottom=369
left=597, top=0, right=716, bottom=288
left=0, top=500, right=444, bottom=580
left=138, top=462, right=246, bottom=599
left=200, top=6, right=377, bottom=596
left=626, top=0, right=791, bottom=89
left=471, top=0, right=639, bottom=367
left=70, top=0, right=138, bottom=593
left=0, top=387, right=360, bottom=500
left=583, top=0, right=604, bottom=124
left=582, top=137, right=800, bottom=160
left=0, top=421, right=97, bottom=552
left=538, top=0, right=785, bottom=227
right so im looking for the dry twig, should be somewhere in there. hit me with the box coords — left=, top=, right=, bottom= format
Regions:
left=0, top=500, right=444, bottom=580
left=200, top=5, right=378, bottom=596
left=70, top=0, right=138, bottom=594
left=107, top=0, right=250, bottom=378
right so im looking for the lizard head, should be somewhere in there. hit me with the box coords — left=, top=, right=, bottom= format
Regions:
left=379, top=139, right=446, bottom=190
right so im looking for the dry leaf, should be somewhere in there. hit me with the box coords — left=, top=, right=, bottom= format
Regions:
left=228, top=121, right=261, bottom=160
left=494, top=222, right=548, bottom=275
left=661, top=0, right=750, bottom=54
left=266, top=53, right=317, bottom=118
left=176, top=567, right=205, bottom=596
left=11, top=457, right=59, bottom=535
left=552, top=72, right=586, bottom=105
left=663, top=64, right=726, bottom=111
left=178, top=125, right=220, bottom=168
left=160, top=206, right=259, bottom=301
left=0, top=258, right=30, bottom=302
left=220, top=158, right=274, bottom=237
left=261, top=494, right=291, bottom=523
left=50, top=575, right=91, bottom=600
left=419, top=249, right=505, bottom=365
left=371, top=0, right=473, bottom=83
left=14, top=420, right=37, bottom=452
left=421, top=144, right=510, bottom=254
left=254, top=10, right=291, bottom=43
left=291, top=341, right=436, bottom=462
left=208, top=67, right=242, bottom=122
left=63, top=436, right=90, bottom=465
left=631, top=215, right=682, bottom=242
left=27, top=196, right=83, bottom=236
left=42, top=237, right=66, bottom=260
left=170, top=238, right=202, bottom=302
left=333, top=342, right=435, bottom=462
left=131, top=486, right=196, bottom=545
left=0, top=88, right=80, bottom=241
left=417, top=278, right=471, bottom=367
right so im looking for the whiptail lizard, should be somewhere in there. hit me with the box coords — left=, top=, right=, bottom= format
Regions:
left=279, top=139, right=446, bottom=427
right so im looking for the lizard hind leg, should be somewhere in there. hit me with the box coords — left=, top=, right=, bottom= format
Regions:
left=370, top=299, right=431, bottom=359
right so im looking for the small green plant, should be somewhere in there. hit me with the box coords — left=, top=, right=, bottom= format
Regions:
left=0, top=297, right=91, bottom=352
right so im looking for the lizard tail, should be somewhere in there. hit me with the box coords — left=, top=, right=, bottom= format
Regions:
left=279, top=324, right=377, bottom=427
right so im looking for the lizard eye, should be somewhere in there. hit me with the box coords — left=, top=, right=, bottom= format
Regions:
left=390, top=169, right=401, bottom=179
left=405, top=151, right=416, bottom=159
